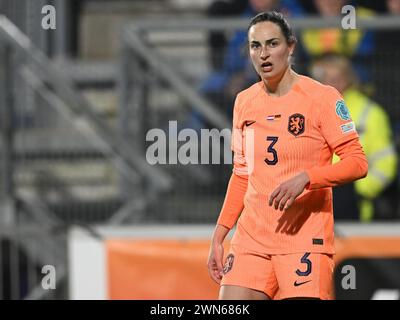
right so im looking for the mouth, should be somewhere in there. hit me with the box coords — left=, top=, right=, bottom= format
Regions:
left=261, top=62, right=273, bottom=72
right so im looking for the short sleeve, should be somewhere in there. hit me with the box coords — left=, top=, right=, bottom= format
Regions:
left=318, top=86, right=359, bottom=150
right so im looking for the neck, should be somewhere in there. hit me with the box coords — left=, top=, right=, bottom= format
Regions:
left=263, top=67, right=298, bottom=97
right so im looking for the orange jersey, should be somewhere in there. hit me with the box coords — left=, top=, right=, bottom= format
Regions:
left=227, top=75, right=361, bottom=255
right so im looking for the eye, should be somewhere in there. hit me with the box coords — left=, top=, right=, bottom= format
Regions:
left=270, top=41, right=279, bottom=47
left=250, top=43, right=260, bottom=49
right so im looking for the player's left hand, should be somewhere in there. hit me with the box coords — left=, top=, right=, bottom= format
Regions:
left=269, top=171, right=310, bottom=211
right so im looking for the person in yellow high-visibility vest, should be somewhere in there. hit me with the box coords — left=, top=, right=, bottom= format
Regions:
left=311, top=54, right=398, bottom=221
left=300, top=1, right=376, bottom=58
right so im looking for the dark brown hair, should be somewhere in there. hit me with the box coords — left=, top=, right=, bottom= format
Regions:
left=248, top=11, right=296, bottom=45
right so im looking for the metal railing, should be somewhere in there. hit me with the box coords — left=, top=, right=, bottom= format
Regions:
left=0, top=14, right=174, bottom=298
left=0, top=13, right=173, bottom=211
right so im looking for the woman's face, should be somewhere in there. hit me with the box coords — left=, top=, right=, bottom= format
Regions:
left=248, top=21, right=294, bottom=82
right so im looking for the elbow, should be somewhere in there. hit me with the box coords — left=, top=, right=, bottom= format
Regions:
left=357, top=156, right=369, bottom=179
left=360, top=166, right=368, bottom=179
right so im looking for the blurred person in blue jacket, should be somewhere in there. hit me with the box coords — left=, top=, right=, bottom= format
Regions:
left=207, top=0, right=249, bottom=71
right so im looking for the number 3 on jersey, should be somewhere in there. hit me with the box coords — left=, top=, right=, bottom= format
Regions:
left=265, top=136, right=278, bottom=165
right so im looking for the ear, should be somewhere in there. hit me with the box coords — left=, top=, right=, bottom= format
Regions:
left=288, top=41, right=296, bottom=56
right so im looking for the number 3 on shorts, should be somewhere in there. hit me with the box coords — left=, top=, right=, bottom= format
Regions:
left=296, top=252, right=312, bottom=276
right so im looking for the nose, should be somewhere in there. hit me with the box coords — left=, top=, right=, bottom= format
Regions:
left=260, top=46, right=269, bottom=60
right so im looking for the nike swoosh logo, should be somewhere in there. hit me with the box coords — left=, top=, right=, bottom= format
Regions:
left=245, top=120, right=256, bottom=127
left=293, top=280, right=312, bottom=287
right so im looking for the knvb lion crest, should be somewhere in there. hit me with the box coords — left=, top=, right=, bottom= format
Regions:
left=288, top=113, right=305, bottom=136
left=223, top=254, right=235, bottom=274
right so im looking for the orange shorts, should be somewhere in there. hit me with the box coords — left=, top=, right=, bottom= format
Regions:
left=220, top=244, right=334, bottom=300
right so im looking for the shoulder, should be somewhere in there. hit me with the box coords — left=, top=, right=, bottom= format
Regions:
left=296, top=76, right=348, bottom=125
left=236, top=81, right=264, bottom=104
left=234, top=81, right=264, bottom=112
left=297, top=75, right=343, bottom=104
left=231, top=82, right=264, bottom=127
left=298, top=75, right=339, bottom=95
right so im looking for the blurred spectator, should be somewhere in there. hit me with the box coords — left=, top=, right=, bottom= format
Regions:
left=207, top=0, right=248, bottom=70
left=191, top=0, right=304, bottom=131
left=298, top=0, right=376, bottom=87
left=386, top=0, right=400, bottom=13
left=311, top=54, right=398, bottom=221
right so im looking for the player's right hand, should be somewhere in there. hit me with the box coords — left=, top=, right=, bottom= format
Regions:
left=207, top=242, right=224, bottom=284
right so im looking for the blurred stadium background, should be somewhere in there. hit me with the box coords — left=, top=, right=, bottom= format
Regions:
left=0, top=0, right=399, bottom=300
